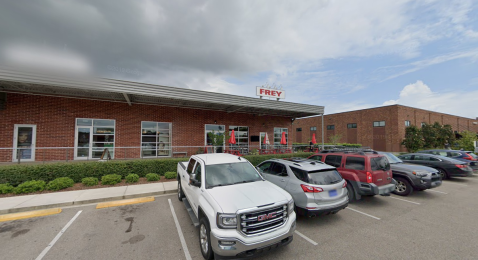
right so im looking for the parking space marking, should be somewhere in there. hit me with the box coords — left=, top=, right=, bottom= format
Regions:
left=168, top=199, right=192, bottom=260
left=427, top=189, right=448, bottom=194
left=390, top=196, right=420, bottom=205
left=294, top=230, right=318, bottom=246
left=35, top=210, right=82, bottom=260
left=346, top=207, right=381, bottom=220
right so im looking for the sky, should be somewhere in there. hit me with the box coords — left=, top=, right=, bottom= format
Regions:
left=0, top=0, right=477, bottom=118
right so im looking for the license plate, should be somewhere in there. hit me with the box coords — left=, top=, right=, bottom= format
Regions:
left=329, top=189, right=337, bottom=197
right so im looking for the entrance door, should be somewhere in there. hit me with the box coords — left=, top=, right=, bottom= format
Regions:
left=75, top=126, right=92, bottom=159
left=260, top=132, right=267, bottom=149
left=13, top=124, right=37, bottom=162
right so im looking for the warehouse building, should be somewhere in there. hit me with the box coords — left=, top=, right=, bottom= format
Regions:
left=292, top=105, right=478, bottom=152
left=0, top=68, right=324, bottom=163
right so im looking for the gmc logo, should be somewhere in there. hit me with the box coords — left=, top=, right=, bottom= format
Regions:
left=257, top=212, right=276, bottom=221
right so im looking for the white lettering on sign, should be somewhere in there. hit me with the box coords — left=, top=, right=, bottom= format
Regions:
left=256, top=86, right=286, bottom=99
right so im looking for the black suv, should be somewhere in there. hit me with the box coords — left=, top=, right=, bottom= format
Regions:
left=378, top=152, right=442, bottom=196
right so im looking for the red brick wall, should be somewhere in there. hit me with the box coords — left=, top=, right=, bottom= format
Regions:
left=0, top=93, right=292, bottom=162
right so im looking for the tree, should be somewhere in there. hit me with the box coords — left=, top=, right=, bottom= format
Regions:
left=402, top=125, right=424, bottom=152
left=456, top=131, right=478, bottom=151
left=439, top=124, right=455, bottom=148
left=328, top=134, right=342, bottom=145
left=421, top=123, right=438, bottom=149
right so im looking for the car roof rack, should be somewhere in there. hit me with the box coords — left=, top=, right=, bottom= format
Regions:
left=321, top=147, right=378, bottom=155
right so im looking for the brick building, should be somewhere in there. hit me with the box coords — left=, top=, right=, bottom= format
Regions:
left=0, top=68, right=324, bottom=162
left=292, top=105, right=478, bottom=152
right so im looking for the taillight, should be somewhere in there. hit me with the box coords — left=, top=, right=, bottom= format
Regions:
left=300, top=184, right=323, bottom=193
left=456, top=164, right=467, bottom=169
left=342, top=181, right=347, bottom=188
left=463, top=155, right=475, bottom=161
left=366, top=172, right=373, bottom=183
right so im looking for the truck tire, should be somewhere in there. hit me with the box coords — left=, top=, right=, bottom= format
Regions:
left=199, top=218, right=214, bottom=260
left=392, top=177, right=413, bottom=196
left=346, top=183, right=356, bottom=202
left=178, top=181, right=185, bottom=201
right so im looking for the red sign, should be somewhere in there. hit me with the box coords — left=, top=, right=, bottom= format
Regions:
left=257, top=212, right=277, bottom=221
left=256, top=87, right=285, bottom=99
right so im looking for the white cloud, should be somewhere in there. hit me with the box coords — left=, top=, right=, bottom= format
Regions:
left=383, top=80, right=478, bottom=118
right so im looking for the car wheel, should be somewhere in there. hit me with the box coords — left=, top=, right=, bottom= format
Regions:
left=199, top=218, right=214, bottom=260
left=437, top=168, right=448, bottom=180
left=392, top=177, right=413, bottom=196
left=346, top=183, right=356, bottom=202
left=178, top=181, right=185, bottom=201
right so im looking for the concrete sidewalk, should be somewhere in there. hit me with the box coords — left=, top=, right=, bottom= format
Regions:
left=0, top=181, right=178, bottom=214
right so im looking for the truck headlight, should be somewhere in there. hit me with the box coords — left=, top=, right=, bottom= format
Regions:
left=412, top=171, right=428, bottom=177
left=288, top=199, right=295, bottom=215
left=217, top=214, right=237, bottom=229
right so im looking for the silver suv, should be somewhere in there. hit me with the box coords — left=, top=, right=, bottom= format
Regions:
left=257, top=158, right=348, bottom=217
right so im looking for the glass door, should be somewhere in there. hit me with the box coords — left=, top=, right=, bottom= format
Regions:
left=13, top=124, right=37, bottom=162
left=75, top=126, right=92, bottom=159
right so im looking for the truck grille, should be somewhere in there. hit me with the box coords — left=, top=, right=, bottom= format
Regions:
left=240, top=205, right=287, bottom=235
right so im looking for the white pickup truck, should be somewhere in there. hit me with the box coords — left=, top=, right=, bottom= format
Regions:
left=177, top=153, right=296, bottom=259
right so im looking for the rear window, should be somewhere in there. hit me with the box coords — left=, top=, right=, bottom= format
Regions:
left=324, top=155, right=342, bottom=167
left=290, top=166, right=342, bottom=185
left=345, top=156, right=365, bottom=170
left=370, top=156, right=390, bottom=171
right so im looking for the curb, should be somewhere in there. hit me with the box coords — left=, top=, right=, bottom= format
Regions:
left=0, top=188, right=177, bottom=215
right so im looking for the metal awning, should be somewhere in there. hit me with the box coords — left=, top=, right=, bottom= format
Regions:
left=0, top=68, right=324, bottom=118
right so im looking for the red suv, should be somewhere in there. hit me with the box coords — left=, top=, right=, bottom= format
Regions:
left=308, top=149, right=397, bottom=201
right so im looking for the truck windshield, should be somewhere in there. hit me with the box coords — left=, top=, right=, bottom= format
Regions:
left=205, top=162, right=263, bottom=188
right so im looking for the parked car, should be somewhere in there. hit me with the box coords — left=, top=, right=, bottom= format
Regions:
left=177, top=154, right=295, bottom=260
left=378, top=152, right=442, bottom=196
left=256, top=158, right=348, bottom=217
left=397, top=153, right=473, bottom=179
left=307, top=149, right=396, bottom=201
left=418, top=149, right=478, bottom=172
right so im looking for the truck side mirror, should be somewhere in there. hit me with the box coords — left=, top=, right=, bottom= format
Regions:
left=190, top=178, right=201, bottom=187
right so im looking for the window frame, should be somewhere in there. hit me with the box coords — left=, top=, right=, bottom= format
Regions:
left=326, top=125, right=335, bottom=130
left=347, top=123, right=357, bottom=129
left=273, top=127, right=288, bottom=147
left=75, top=118, right=116, bottom=160
left=373, top=121, right=386, bottom=127
left=141, top=121, right=172, bottom=158
left=405, top=120, right=411, bottom=127
left=310, top=126, right=317, bottom=131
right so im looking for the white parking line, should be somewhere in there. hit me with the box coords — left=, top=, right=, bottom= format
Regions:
left=427, top=189, right=448, bottom=194
left=168, top=199, right=192, bottom=260
left=444, top=182, right=467, bottom=187
left=35, top=210, right=82, bottom=260
left=346, top=207, right=381, bottom=220
left=390, top=196, right=420, bottom=205
left=294, top=230, right=318, bottom=246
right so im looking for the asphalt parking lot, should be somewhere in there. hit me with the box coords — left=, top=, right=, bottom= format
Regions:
left=1, top=175, right=478, bottom=260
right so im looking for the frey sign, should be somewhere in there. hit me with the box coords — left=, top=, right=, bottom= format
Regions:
left=256, top=86, right=285, bottom=99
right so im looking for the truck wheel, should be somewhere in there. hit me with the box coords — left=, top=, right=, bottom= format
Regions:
left=438, top=169, right=448, bottom=180
left=199, top=218, right=214, bottom=260
left=178, top=181, right=185, bottom=201
left=346, top=183, right=356, bottom=202
left=393, top=177, right=413, bottom=196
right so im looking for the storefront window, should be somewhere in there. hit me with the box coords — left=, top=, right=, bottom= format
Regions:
left=229, top=126, right=249, bottom=153
left=75, top=118, right=115, bottom=159
left=274, top=127, right=288, bottom=147
left=205, top=124, right=225, bottom=153
left=13, top=125, right=36, bottom=161
left=141, top=122, right=172, bottom=157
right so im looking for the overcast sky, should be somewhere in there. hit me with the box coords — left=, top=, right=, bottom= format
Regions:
left=1, top=0, right=477, bottom=118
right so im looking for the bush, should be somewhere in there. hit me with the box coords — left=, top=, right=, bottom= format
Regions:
left=82, top=177, right=99, bottom=186
left=164, top=172, right=177, bottom=179
left=14, top=180, right=46, bottom=194
left=0, top=183, right=14, bottom=194
left=125, top=174, right=140, bottom=183
left=146, top=173, right=160, bottom=181
left=101, top=174, right=122, bottom=185
left=46, top=177, right=75, bottom=191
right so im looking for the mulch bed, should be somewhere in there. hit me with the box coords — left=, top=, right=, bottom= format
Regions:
left=0, top=177, right=176, bottom=198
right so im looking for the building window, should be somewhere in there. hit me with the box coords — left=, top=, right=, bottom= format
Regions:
left=326, top=125, right=335, bottom=130
left=13, top=124, right=37, bottom=162
left=229, top=126, right=249, bottom=152
left=205, top=124, right=225, bottom=153
left=347, top=123, right=357, bottom=129
left=405, top=120, right=411, bottom=127
left=141, top=122, right=171, bottom=157
left=75, top=118, right=115, bottom=159
left=310, top=127, right=317, bottom=131
left=296, top=128, right=302, bottom=132
left=373, top=121, right=385, bottom=127
left=274, top=127, right=288, bottom=146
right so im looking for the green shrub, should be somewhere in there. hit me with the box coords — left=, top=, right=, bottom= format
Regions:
left=46, top=177, right=75, bottom=191
left=164, top=172, right=177, bottom=179
left=82, top=177, right=99, bottom=186
left=14, top=180, right=46, bottom=194
left=0, top=183, right=14, bottom=194
left=125, top=174, right=139, bottom=183
left=101, top=174, right=122, bottom=185
left=146, top=173, right=160, bottom=181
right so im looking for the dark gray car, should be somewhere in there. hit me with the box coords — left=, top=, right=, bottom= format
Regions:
left=378, top=152, right=441, bottom=196
left=418, top=149, right=478, bottom=172
left=397, top=153, right=474, bottom=179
